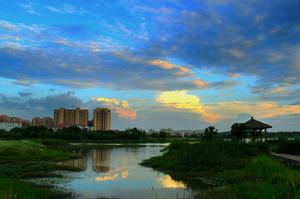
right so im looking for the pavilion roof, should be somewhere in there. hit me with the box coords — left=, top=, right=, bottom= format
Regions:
left=244, top=117, right=272, bottom=129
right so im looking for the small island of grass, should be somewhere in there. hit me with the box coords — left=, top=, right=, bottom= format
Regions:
left=141, top=139, right=300, bottom=199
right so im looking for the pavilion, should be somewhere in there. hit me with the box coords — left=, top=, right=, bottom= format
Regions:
left=244, top=117, right=272, bottom=133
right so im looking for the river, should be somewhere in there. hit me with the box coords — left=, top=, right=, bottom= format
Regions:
left=31, top=143, right=194, bottom=199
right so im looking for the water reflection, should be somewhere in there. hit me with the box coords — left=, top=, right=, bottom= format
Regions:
left=56, top=155, right=87, bottom=170
left=95, top=173, right=118, bottom=181
left=55, top=144, right=191, bottom=199
left=159, top=175, right=187, bottom=188
left=57, top=147, right=111, bottom=173
left=92, top=148, right=110, bottom=173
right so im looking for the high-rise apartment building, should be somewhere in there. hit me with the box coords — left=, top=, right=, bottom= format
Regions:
left=75, top=108, right=88, bottom=127
left=0, top=115, right=9, bottom=122
left=43, top=117, right=54, bottom=129
left=54, top=108, right=88, bottom=128
left=0, top=115, right=22, bottom=131
left=32, top=117, right=54, bottom=128
left=54, top=108, right=65, bottom=127
left=93, top=108, right=111, bottom=131
left=32, top=117, right=43, bottom=126
left=21, top=120, right=31, bottom=127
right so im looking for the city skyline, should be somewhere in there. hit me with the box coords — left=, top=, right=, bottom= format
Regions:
left=0, top=0, right=299, bottom=131
left=0, top=107, right=112, bottom=131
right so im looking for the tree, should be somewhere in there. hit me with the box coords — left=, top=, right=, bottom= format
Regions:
left=204, top=126, right=218, bottom=139
left=230, top=123, right=246, bottom=141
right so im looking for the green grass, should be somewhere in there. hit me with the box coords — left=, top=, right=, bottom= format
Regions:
left=142, top=140, right=300, bottom=199
left=0, top=176, right=71, bottom=199
left=203, top=156, right=300, bottom=199
left=0, top=139, right=82, bottom=199
left=0, top=140, right=78, bottom=161
left=142, top=140, right=269, bottom=175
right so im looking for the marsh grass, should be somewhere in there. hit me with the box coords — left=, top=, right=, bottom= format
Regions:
left=0, top=139, right=82, bottom=199
left=142, top=141, right=300, bottom=199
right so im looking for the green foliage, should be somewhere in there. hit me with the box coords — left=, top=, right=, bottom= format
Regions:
left=230, top=123, right=246, bottom=141
left=142, top=140, right=269, bottom=174
left=273, top=138, right=300, bottom=155
left=0, top=176, right=69, bottom=199
left=232, top=156, right=300, bottom=199
left=204, top=126, right=218, bottom=139
left=0, top=140, right=77, bottom=161
left=143, top=141, right=300, bottom=199
left=0, top=139, right=82, bottom=199
left=0, top=126, right=157, bottom=140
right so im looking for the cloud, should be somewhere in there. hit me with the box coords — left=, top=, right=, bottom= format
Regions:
left=0, top=46, right=238, bottom=91
left=115, top=107, right=137, bottom=120
left=148, top=59, right=192, bottom=76
left=1, top=92, right=299, bottom=131
left=0, top=92, right=138, bottom=126
left=156, top=90, right=300, bottom=124
left=205, top=101, right=300, bottom=120
left=208, top=80, right=240, bottom=89
left=192, top=79, right=208, bottom=88
left=228, top=73, right=240, bottom=78
left=251, top=85, right=300, bottom=101
left=141, top=0, right=300, bottom=95
left=156, top=90, right=223, bottom=123
left=18, top=92, right=32, bottom=97
left=45, top=4, right=87, bottom=15
left=0, top=92, right=82, bottom=119
left=0, top=20, right=17, bottom=31
left=91, top=97, right=137, bottom=120
left=20, top=3, right=39, bottom=15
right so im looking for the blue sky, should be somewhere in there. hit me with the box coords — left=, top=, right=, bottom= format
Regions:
left=0, top=0, right=300, bottom=131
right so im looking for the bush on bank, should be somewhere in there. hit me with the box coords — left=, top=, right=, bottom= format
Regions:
left=142, top=140, right=300, bottom=199
left=142, top=140, right=269, bottom=174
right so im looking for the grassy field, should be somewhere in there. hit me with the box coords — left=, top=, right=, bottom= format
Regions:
left=142, top=140, right=300, bottom=199
left=0, top=139, right=81, bottom=199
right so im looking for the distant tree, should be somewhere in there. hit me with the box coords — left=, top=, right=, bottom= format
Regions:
left=0, top=129, right=6, bottom=137
left=158, top=130, right=170, bottom=138
left=204, top=126, right=218, bottom=139
left=125, top=128, right=147, bottom=138
left=230, top=123, right=246, bottom=141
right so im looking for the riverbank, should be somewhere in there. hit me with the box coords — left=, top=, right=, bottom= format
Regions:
left=0, top=139, right=81, bottom=199
left=141, top=140, right=300, bottom=199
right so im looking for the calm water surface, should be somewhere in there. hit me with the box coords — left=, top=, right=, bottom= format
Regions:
left=48, top=144, right=193, bottom=199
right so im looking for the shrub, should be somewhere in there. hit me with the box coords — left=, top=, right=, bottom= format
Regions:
left=275, top=139, right=300, bottom=155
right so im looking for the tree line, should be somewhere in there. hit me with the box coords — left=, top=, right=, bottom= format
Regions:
left=0, top=126, right=188, bottom=140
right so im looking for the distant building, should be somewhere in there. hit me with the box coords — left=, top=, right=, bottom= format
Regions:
left=43, top=117, right=54, bottom=129
left=21, top=120, right=31, bottom=127
left=157, top=129, right=204, bottom=137
left=32, top=117, right=44, bottom=126
left=93, top=108, right=111, bottom=131
left=32, top=117, right=54, bottom=128
left=75, top=108, right=89, bottom=127
left=54, top=108, right=88, bottom=128
left=0, top=115, right=22, bottom=131
left=0, top=115, right=9, bottom=122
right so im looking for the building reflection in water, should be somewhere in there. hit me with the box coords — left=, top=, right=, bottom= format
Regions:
left=159, top=175, right=186, bottom=188
left=92, top=147, right=110, bottom=173
left=57, top=147, right=131, bottom=182
left=56, top=147, right=110, bottom=173
left=56, top=154, right=87, bottom=170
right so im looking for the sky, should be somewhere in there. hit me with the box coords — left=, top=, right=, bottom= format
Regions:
left=0, top=0, right=299, bottom=131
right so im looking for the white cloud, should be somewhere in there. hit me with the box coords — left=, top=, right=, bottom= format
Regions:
left=45, top=4, right=87, bottom=15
